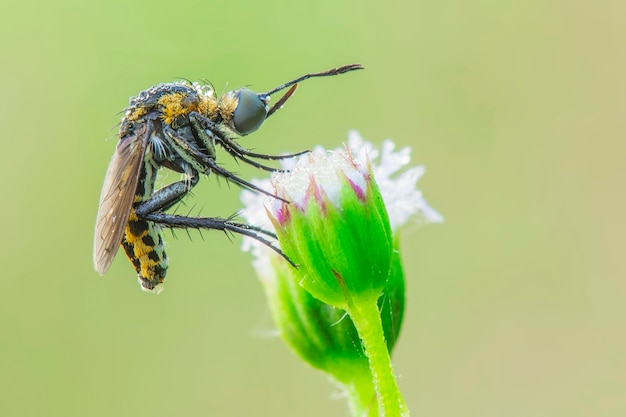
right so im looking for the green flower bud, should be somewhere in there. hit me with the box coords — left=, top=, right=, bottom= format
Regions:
left=269, top=151, right=393, bottom=310
left=240, top=131, right=443, bottom=416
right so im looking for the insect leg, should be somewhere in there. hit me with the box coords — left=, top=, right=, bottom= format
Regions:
left=135, top=162, right=199, bottom=217
left=162, top=123, right=289, bottom=202
left=215, top=144, right=289, bottom=173
left=190, top=112, right=308, bottom=161
left=216, top=136, right=309, bottom=162
left=142, top=212, right=296, bottom=268
left=133, top=155, right=294, bottom=266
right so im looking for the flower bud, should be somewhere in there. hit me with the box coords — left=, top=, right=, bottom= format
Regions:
left=268, top=149, right=394, bottom=310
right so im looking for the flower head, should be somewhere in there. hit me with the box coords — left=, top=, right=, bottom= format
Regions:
left=240, top=130, right=443, bottom=259
left=268, top=144, right=393, bottom=308
left=239, top=131, right=441, bottom=416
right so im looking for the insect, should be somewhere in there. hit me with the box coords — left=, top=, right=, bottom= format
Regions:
left=93, top=63, right=364, bottom=292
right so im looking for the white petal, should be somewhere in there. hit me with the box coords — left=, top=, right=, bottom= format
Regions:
left=343, top=131, right=443, bottom=229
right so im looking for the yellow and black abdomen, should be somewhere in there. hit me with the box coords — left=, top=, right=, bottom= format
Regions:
left=121, top=157, right=168, bottom=292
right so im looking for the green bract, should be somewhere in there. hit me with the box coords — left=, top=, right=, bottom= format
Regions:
left=257, top=232, right=406, bottom=392
left=270, top=164, right=393, bottom=310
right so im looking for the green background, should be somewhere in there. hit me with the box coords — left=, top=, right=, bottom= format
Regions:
left=1, top=1, right=624, bottom=416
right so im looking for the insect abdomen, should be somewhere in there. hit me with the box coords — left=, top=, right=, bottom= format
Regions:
left=122, top=208, right=168, bottom=292
left=121, top=155, right=168, bottom=292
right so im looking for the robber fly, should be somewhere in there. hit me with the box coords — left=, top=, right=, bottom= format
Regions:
left=93, top=63, right=364, bottom=293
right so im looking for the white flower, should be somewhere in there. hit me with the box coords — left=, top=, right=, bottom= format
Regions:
left=239, top=130, right=443, bottom=259
left=345, top=130, right=444, bottom=229
left=269, top=148, right=368, bottom=213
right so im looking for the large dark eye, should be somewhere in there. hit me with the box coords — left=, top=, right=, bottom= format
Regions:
left=232, top=88, right=268, bottom=135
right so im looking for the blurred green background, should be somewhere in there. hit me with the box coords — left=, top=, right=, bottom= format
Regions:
left=1, top=0, right=624, bottom=416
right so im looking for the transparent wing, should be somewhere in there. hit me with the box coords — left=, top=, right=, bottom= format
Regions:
left=93, top=129, right=149, bottom=274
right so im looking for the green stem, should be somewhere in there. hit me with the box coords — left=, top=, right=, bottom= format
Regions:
left=347, top=298, right=409, bottom=417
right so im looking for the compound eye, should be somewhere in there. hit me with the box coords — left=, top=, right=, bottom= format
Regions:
left=232, top=88, right=268, bottom=135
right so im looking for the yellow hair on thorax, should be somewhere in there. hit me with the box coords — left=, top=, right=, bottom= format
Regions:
left=158, top=92, right=192, bottom=125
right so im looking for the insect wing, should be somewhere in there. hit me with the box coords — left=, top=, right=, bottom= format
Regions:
left=93, top=129, right=149, bottom=274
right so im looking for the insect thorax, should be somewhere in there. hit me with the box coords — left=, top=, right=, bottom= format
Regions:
left=119, top=82, right=220, bottom=138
